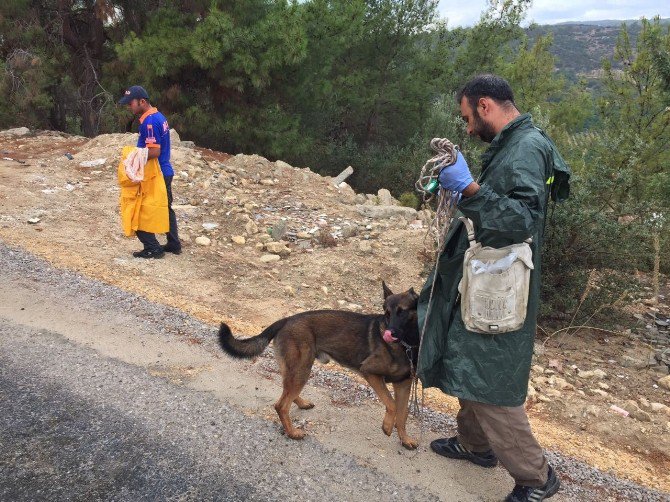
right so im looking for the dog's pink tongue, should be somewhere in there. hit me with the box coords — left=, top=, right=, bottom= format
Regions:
left=383, top=330, right=397, bottom=343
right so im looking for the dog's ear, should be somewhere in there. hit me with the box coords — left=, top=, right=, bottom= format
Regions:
left=408, top=287, right=418, bottom=299
left=382, top=281, right=393, bottom=299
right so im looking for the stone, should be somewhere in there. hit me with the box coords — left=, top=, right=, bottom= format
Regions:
left=354, top=194, right=367, bottom=205
left=650, top=402, right=668, bottom=413
left=619, top=355, right=647, bottom=369
left=296, top=232, right=312, bottom=240
left=578, top=369, right=607, bottom=380
left=266, top=242, right=291, bottom=256
left=544, top=388, right=562, bottom=398
left=658, top=375, right=670, bottom=391
left=377, top=188, right=394, bottom=206
left=231, top=236, right=246, bottom=245
left=170, top=128, right=181, bottom=144
left=27, top=217, right=41, bottom=224
left=589, top=389, right=609, bottom=398
left=527, top=385, right=537, bottom=400
left=358, top=241, right=373, bottom=253
left=584, top=405, right=600, bottom=417
left=638, top=397, right=651, bottom=410
left=181, top=141, right=195, bottom=149
left=285, top=286, right=296, bottom=297
left=533, top=342, right=546, bottom=356
left=597, top=382, right=610, bottom=390
left=321, top=286, right=329, bottom=295
left=355, top=204, right=417, bottom=221
left=275, top=160, right=292, bottom=170
left=630, top=409, right=652, bottom=422
left=332, top=166, right=354, bottom=187
left=532, top=365, right=545, bottom=374
left=245, top=220, right=259, bottom=235
left=195, top=236, right=211, bottom=246
left=553, top=377, right=574, bottom=391
left=255, top=243, right=265, bottom=251
left=260, top=179, right=275, bottom=186
left=258, top=234, right=273, bottom=243
left=271, top=221, right=287, bottom=241
left=260, top=254, right=281, bottom=263
left=0, top=127, right=30, bottom=136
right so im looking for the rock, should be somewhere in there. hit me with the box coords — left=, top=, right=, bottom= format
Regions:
left=584, top=405, right=600, bottom=417
left=231, top=236, right=246, bottom=245
left=619, top=355, right=647, bottom=369
left=27, top=217, right=41, bottom=224
left=245, top=221, right=259, bottom=235
left=181, top=141, right=195, bottom=149
left=358, top=241, right=373, bottom=254
left=271, top=221, right=287, bottom=241
left=260, top=254, right=281, bottom=263
left=578, top=369, right=607, bottom=380
left=258, top=234, right=273, bottom=243
left=354, top=194, right=367, bottom=205
left=630, top=409, right=652, bottom=422
left=650, top=402, right=668, bottom=413
left=377, top=188, right=394, bottom=206
left=533, top=342, right=546, bottom=356
left=195, top=236, right=211, bottom=246
left=170, top=128, right=181, bottom=144
left=285, top=286, right=296, bottom=297
left=638, top=397, right=651, bottom=410
left=355, top=204, right=417, bottom=221
left=260, top=179, right=275, bottom=186
left=532, top=365, right=545, bottom=374
left=332, top=166, right=354, bottom=187
left=553, top=377, right=574, bottom=391
left=202, top=222, right=219, bottom=231
left=527, top=384, right=537, bottom=400
left=588, top=389, right=609, bottom=398
left=255, top=242, right=265, bottom=251
left=1, top=127, right=30, bottom=136
left=321, top=286, right=329, bottom=295
left=296, top=232, right=312, bottom=240
left=275, top=160, right=292, bottom=170
left=658, top=375, right=670, bottom=391
left=597, top=382, right=610, bottom=390
left=544, top=388, right=562, bottom=398
left=266, top=242, right=291, bottom=256
left=79, top=158, right=106, bottom=168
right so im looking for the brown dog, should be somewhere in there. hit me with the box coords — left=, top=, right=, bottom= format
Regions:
left=218, top=282, right=420, bottom=449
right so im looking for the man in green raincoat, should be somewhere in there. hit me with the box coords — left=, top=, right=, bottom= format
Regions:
left=417, top=75, right=570, bottom=502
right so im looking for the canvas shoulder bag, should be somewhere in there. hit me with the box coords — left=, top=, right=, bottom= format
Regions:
left=458, top=217, right=534, bottom=334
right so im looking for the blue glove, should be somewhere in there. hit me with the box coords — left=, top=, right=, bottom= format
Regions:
left=438, top=151, right=474, bottom=193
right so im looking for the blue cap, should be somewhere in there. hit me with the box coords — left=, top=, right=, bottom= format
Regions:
left=118, top=85, right=149, bottom=105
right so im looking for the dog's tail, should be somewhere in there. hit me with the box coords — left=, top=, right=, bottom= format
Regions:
left=218, top=320, right=285, bottom=359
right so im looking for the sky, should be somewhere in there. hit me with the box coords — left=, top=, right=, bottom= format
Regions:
left=438, top=0, right=670, bottom=27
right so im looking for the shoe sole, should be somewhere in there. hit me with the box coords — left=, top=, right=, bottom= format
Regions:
left=430, top=441, right=498, bottom=468
left=542, top=474, right=561, bottom=499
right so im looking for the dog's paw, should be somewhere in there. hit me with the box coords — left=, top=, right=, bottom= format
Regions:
left=287, top=429, right=306, bottom=440
left=401, top=437, right=419, bottom=450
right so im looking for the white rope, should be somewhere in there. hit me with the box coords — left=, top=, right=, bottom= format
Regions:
left=409, top=138, right=463, bottom=450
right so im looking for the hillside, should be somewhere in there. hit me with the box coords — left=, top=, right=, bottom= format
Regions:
left=528, top=18, right=670, bottom=78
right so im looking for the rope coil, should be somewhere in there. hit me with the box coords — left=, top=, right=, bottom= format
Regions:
left=409, top=137, right=463, bottom=450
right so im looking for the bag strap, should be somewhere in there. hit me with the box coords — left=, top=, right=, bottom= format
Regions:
left=459, top=217, right=478, bottom=248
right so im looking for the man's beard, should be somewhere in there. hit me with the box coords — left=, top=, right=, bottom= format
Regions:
left=472, top=109, right=497, bottom=143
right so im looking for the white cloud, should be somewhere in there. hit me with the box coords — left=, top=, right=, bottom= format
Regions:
left=438, top=0, right=670, bottom=27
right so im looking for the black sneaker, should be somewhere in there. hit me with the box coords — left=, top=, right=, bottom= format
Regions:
left=430, top=436, right=498, bottom=468
left=132, top=249, right=165, bottom=259
left=505, top=465, right=561, bottom=502
left=162, top=244, right=182, bottom=255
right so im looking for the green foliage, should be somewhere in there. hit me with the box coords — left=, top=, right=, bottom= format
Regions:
left=398, top=192, right=420, bottom=209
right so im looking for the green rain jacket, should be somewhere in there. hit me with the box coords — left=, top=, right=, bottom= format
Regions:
left=417, top=114, right=570, bottom=407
